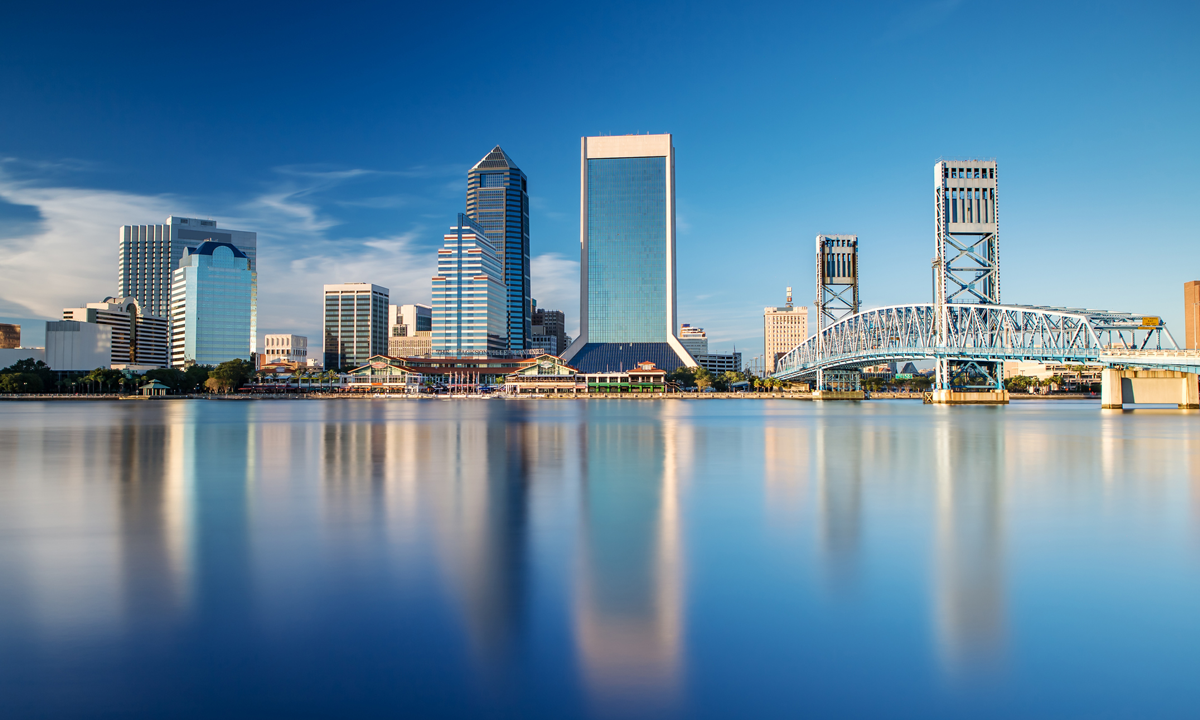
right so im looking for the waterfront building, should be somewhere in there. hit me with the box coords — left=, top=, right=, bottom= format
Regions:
left=466, top=146, right=531, bottom=352
left=1187, top=280, right=1200, bottom=349
left=1003, top=361, right=1103, bottom=391
left=63, top=297, right=168, bottom=369
left=340, top=355, right=423, bottom=394
left=170, top=240, right=255, bottom=368
left=120, top=216, right=257, bottom=348
left=504, top=355, right=581, bottom=394
left=322, top=283, right=389, bottom=371
left=401, top=356, right=533, bottom=390
left=0, top=323, right=18, bottom=349
left=679, top=324, right=708, bottom=357
left=581, top=361, right=668, bottom=394
left=262, top=334, right=307, bottom=365
left=764, top=287, right=808, bottom=374
left=531, top=307, right=568, bottom=356
left=431, top=215, right=508, bottom=358
left=45, top=320, right=111, bottom=371
left=695, top=352, right=742, bottom=375
left=561, top=134, right=696, bottom=373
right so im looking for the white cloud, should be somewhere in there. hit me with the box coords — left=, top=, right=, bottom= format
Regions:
left=531, top=252, right=580, bottom=337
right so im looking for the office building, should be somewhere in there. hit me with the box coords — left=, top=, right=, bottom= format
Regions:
left=389, top=331, right=432, bottom=358
left=45, top=320, right=111, bottom=372
left=466, top=146, right=531, bottom=352
left=323, top=283, right=389, bottom=370
left=170, top=240, right=256, bottom=368
left=263, top=334, right=308, bottom=365
left=764, top=287, right=808, bottom=374
left=679, top=324, right=708, bottom=357
left=561, top=134, right=695, bottom=372
left=63, top=297, right=168, bottom=369
left=389, top=304, right=432, bottom=338
left=695, top=352, right=742, bottom=375
left=0, top=323, right=18, bottom=349
left=1187, top=281, right=1200, bottom=350
left=119, top=216, right=257, bottom=349
left=531, top=308, right=568, bottom=357
left=431, top=215, right=508, bottom=358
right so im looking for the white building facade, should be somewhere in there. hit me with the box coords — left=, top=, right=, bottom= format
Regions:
left=45, top=320, right=111, bottom=372
left=679, top=324, right=708, bottom=357
left=323, top=283, right=389, bottom=370
left=263, top=334, right=308, bottom=365
left=63, top=297, right=168, bottom=369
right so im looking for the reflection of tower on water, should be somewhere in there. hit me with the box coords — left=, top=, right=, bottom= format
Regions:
left=574, top=410, right=687, bottom=708
left=933, top=415, right=1007, bottom=671
left=816, top=420, right=862, bottom=593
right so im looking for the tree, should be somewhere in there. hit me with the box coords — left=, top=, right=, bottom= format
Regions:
left=2, top=358, right=54, bottom=391
left=0, top=372, right=43, bottom=393
left=207, top=358, right=254, bottom=394
left=182, top=364, right=213, bottom=393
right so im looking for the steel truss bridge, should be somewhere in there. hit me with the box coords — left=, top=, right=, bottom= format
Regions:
left=773, top=303, right=1200, bottom=383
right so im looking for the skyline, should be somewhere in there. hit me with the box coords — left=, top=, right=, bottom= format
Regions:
left=1, top=2, right=1197, bottom=354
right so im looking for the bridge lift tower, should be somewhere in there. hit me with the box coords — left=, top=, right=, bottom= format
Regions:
left=934, top=159, right=1002, bottom=390
left=815, top=234, right=860, bottom=391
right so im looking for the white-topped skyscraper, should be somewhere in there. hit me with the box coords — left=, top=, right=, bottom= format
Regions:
left=560, top=134, right=696, bottom=372
left=119, top=216, right=257, bottom=352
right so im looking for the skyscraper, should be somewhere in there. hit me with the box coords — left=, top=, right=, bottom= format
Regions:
left=764, top=287, right=808, bottom=375
left=119, top=216, right=257, bottom=351
left=561, top=134, right=695, bottom=372
left=466, top=146, right=530, bottom=353
left=170, top=240, right=255, bottom=367
left=322, top=283, right=389, bottom=370
left=431, top=215, right=508, bottom=358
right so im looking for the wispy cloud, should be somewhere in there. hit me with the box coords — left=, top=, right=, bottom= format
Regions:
left=531, top=253, right=580, bottom=337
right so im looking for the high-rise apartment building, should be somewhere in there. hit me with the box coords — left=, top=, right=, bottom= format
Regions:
left=0, top=323, right=18, bottom=349
left=323, top=283, right=389, bottom=370
left=1186, top=281, right=1200, bottom=350
left=679, top=324, right=708, bottom=357
left=63, top=297, right=168, bottom=368
left=764, top=287, right=808, bottom=375
left=431, top=215, right=508, bottom=358
left=170, top=241, right=256, bottom=368
left=119, top=216, right=257, bottom=350
left=561, top=134, right=695, bottom=372
left=262, top=334, right=308, bottom=365
left=466, top=146, right=530, bottom=352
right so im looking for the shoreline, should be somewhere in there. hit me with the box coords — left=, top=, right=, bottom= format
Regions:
left=0, top=392, right=1102, bottom=402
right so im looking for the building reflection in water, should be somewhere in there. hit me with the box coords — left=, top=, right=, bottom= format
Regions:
left=932, top=409, right=1006, bottom=672
left=814, top=416, right=862, bottom=593
left=573, top=403, right=686, bottom=710
left=763, top=424, right=810, bottom=528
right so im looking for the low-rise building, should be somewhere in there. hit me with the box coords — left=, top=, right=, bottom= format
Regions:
left=695, top=352, right=742, bottom=375
left=341, top=355, right=423, bottom=394
left=0, top=323, right=19, bottom=349
left=45, top=320, right=111, bottom=371
left=389, top=330, right=432, bottom=358
left=504, top=355, right=581, bottom=394
left=1004, top=360, right=1103, bottom=390
left=581, top=361, right=667, bottom=394
left=401, top=356, right=533, bottom=391
left=262, top=334, right=307, bottom=365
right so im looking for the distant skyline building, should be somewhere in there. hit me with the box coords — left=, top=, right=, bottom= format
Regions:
left=466, top=146, right=531, bottom=353
left=532, top=307, right=568, bottom=357
left=679, top=324, right=708, bottom=357
left=119, top=216, right=257, bottom=348
left=1186, top=281, right=1200, bottom=350
left=170, top=241, right=256, bottom=368
left=432, top=215, right=508, bottom=358
left=262, top=334, right=307, bottom=365
left=388, top=303, right=433, bottom=357
left=695, top=351, right=741, bottom=375
left=0, top=323, right=18, bottom=349
left=63, top=297, right=168, bottom=369
left=561, top=134, right=695, bottom=372
left=764, top=287, right=808, bottom=375
left=323, top=283, right=389, bottom=370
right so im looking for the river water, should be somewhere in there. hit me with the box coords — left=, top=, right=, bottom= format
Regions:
left=0, top=399, right=1198, bottom=718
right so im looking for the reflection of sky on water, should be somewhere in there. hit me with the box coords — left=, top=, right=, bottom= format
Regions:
left=1, top=399, right=1199, bottom=718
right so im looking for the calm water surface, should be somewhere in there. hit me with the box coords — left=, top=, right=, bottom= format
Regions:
left=1, top=399, right=1198, bottom=718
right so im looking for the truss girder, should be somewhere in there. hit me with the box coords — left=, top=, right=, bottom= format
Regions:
left=773, top=303, right=1192, bottom=380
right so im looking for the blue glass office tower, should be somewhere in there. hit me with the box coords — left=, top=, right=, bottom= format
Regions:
left=466, top=146, right=530, bottom=353
left=561, top=135, right=696, bottom=373
left=431, top=215, right=508, bottom=357
left=169, top=240, right=255, bottom=367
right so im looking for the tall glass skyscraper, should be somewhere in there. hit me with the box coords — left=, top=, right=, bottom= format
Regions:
left=561, top=134, right=696, bottom=372
left=169, top=240, right=255, bottom=368
left=466, top=146, right=530, bottom=353
left=431, top=214, right=508, bottom=358
left=120, top=216, right=257, bottom=352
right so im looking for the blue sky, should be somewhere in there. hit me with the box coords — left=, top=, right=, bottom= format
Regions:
left=1, top=1, right=1197, bottom=355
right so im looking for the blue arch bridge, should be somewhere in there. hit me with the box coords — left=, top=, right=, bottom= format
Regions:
left=772, top=303, right=1200, bottom=408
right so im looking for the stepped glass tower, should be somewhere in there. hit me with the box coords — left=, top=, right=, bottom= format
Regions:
left=466, top=147, right=530, bottom=353
left=933, top=159, right=1001, bottom=390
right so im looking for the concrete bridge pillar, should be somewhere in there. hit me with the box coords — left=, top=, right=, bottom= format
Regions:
left=1101, top=368, right=1200, bottom=409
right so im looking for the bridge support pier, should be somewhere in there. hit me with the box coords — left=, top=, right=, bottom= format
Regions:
left=1101, top=368, right=1199, bottom=409
left=924, top=389, right=1009, bottom=405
